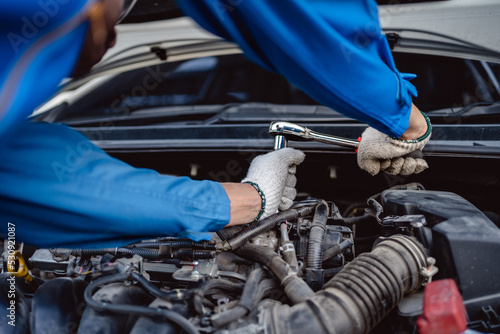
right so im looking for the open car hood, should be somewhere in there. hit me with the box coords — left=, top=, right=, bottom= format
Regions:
left=94, top=0, right=500, bottom=81
left=36, top=0, right=500, bottom=114
left=379, top=0, right=500, bottom=62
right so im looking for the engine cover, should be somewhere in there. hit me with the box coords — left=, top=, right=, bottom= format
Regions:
left=381, top=190, right=500, bottom=323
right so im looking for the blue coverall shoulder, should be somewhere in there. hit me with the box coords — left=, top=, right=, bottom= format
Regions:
left=178, top=0, right=417, bottom=138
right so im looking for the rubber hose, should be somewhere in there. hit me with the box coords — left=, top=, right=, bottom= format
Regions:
left=322, top=239, right=353, bottom=262
left=256, top=279, right=281, bottom=301
left=342, top=215, right=375, bottom=225
left=238, top=268, right=265, bottom=311
left=84, top=273, right=200, bottom=334
left=234, top=243, right=314, bottom=304
left=211, top=276, right=280, bottom=329
left=307, top=203, right=328, bottom=270
left=246, top=278, right=282, bottom=310
left=227, top=206, right=314, bottom=251
left=211, top=268, right=265, bottom=328
left=263, top=235, right=429, bottom=334
left=131, top=272, right=177, bottom=302
left=227, top=210, right=299, bottom=250
left=280, top=222, right=299, bottom=270
left=200, top=279, right=244, bottom=296
left=192, top=279, right=244, bottom=316
left=211, top=278, right=283, bottom=329
left=211, top=306, right=247, bottom=329
left=218, top=271, right=247, bottom=282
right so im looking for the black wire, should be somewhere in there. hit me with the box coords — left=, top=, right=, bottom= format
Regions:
left=131, top=271, right=180, bottom=302
left=342, top=215, right=374, bottom=225
left=211, top=268, right=265, bottom=328
left=192, top=278, right=245, bottom=316
left=84, top=273, right=130, bottom=313
left=84, top=273, right=199, bottom=334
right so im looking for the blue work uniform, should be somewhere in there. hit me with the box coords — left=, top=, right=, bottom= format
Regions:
left=0, top=0, right=416, bottom=248
left=0, top=121, right=229, bottom=248
left=178, top=0, right=417, bottom=137
left=0, top=0, right=230, bottom=248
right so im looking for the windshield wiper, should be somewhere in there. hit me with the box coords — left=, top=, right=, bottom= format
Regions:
left=200, top=103, right=353, bottom=125
left=62, top=103, right=353, bottom=127
left=427, top=101, right=500, bottom=119
left=452, top=102, right=497, bottom=117
left=64, top=106, right=221, bottom=127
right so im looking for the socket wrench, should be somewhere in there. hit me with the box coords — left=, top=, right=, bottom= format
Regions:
left=269, top=121, right=359, bottom=150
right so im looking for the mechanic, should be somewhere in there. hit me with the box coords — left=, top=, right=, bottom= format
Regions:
left=0, top=0, right=430, bottom=248
left=0, top=0, right=303, bottom=248
left=179, top=0, right=432, bottom=176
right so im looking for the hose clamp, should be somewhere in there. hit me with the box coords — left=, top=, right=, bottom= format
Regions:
left=280, top=264, right=297, bottom=285
left=420, top=257, right=439, bottom=283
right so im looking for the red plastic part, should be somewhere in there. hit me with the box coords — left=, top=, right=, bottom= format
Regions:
left=356, top=137, right=361, bottom=153
left=417, top=279, right=468, bottom=334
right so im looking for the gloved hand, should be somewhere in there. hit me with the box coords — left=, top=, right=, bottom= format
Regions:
left=242, top=147, right=305, bottom=219
left=357, top=123, right=431, bottom=176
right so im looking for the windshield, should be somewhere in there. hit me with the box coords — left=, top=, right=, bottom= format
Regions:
left=39, top=50, right=500, bottom=126
left=56, top=54, right=318, bottom=122
left=393, top=53, right=500, bottom=111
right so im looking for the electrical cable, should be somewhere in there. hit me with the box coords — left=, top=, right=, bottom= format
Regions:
left=83, top=273, right=200, bottom=334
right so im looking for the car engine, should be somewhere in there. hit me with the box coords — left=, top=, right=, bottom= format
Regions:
left=3, top=183, right=500, bottom=334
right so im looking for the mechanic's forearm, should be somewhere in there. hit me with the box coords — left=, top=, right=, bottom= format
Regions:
left=221, top=183, right=262, bottom=226
left=399, top=104, right=429, bottom=140
left=0, top=121, right=231, bottom=248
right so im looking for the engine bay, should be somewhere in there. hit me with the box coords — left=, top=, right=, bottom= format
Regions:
left=3, top=184, right=500, bottom=333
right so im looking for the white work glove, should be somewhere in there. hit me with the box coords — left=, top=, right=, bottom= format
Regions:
left=357, top=124, right=431, bottom=176
left=242, top=148, right=305, bottom=220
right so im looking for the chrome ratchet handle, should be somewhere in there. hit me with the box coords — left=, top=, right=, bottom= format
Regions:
left=269, top=121, right=359, bottom=150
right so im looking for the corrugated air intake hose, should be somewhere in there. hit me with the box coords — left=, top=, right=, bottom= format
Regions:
left=262, top=235, right=430, bottom=334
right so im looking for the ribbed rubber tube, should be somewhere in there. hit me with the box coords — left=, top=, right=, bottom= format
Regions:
left=74, top=248, right=160, bottom=259
left=71, top=248, right=214, bottom=260
left=263, top=236, right=428, bottom=334
left=129, top=241, right=216, bottom=250
left=307, top=203, right=328, bottom=270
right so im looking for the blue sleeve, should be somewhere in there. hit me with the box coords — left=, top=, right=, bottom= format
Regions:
left=0, top=121, right=230, bottom=248
left=177, top=0, right=417, bottom=137
left=0, top=0, right=90, bottom=138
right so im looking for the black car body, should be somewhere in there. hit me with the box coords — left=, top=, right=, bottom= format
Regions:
left=3, top=1, right=500, bottom=333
